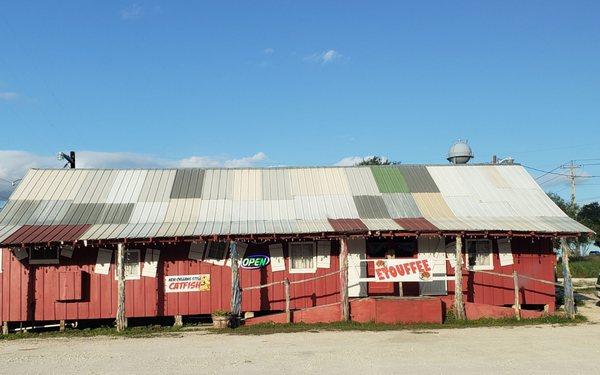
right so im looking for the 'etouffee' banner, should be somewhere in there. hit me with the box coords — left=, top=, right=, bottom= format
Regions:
left=373, top=258, right=434, bottom=282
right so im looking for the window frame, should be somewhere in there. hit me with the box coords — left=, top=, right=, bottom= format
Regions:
left=288, top=241, right=317, bottom=274
left=204, top=241, right=228, bottom=266
left=29, top=246, right=60, bottom=265
left=465, top=239, right=494, bottom=271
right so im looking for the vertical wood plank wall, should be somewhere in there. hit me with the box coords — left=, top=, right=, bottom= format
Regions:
left=0, top=238, right=554, bottom=324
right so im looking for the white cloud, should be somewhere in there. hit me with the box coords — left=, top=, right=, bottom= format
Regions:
left=0, top=150, right=269, bottom=200
left=263, top=48, right=275, bottom=55
left=304, top=49, right=344, bottom=65
left=0, top=92, right=19, bottom=101
left=120, top=3, right=144, bottom=20
left=335, top=155, right=376, bottom=166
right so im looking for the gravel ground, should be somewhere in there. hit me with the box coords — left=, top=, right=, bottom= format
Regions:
left=2, top=299, right=599, bottom=375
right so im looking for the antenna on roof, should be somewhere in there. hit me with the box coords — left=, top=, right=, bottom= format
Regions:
left=57, top=151, right=76, bottom=169
left=447, top=140, right=474, bottom=164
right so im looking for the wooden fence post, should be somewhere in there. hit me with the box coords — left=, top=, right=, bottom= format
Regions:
left=2, top=322, right=8, bottom=335
left=512, top=270, right=521, bottom=320
left=340, top=237, right=349, bottom=322
left=284, top=278, right=291, bottom=323
left=116, top=243, right=126, bottom=332
left=560, top=237, right=576, bottom=319
left=453, top=235, right=466, bottom=320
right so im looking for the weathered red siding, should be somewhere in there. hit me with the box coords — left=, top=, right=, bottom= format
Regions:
left=0, top=237, right=555, bottom=324
left=446, top=237, right=556, bottom=311
left=1, top=241, right=341, bottom=324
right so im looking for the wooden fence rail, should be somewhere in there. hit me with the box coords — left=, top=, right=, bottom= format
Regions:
left=240, top=268, right=345, bottom=322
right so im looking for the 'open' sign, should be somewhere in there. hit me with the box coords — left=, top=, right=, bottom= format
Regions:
left=240, top=255, right=270, bottom=269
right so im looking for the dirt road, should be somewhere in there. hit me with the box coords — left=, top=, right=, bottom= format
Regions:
left=2, top=300, right=600, bottom=374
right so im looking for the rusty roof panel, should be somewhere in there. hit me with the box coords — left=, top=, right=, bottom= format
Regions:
left=328, top=218, right=368, bottom=233
left=393, top=218, right=438, bottom=232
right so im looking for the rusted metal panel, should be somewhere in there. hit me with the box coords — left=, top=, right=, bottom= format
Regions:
left=393, top=218, right=438, bottom=231
left=328, top=219, right=368, bottom=233
left=1, top=224, right=91, bottom=245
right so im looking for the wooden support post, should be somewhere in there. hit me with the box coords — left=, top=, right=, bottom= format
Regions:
left=174, top=315, right=183, bottom=327
left=284, top=278, right=291, bottom=324
left=512, top=271, right=521, bottom=320
left=560, top=237, right=576, bottom=319
left=59, top=320, right=66, bottom=332
left=340, top=237, right=350, bottom=322
left=116, top=243, right=126, bottom=332
left=453, top=235, right=466, bottom=320
left=230, top=242, right=241, bottom=324
left=2, top=322, right=8, bottom=335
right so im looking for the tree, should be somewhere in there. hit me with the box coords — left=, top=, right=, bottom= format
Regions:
left=355, top=156, right=401, bottom=166
left=578, top=202, right=600, bottom=247
left=547, top=192, right=598, bottom=255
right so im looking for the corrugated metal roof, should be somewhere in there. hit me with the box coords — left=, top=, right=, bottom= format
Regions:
left=0, top=165, right=591, bottom=244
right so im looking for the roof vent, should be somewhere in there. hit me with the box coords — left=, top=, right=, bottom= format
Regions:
left=447, top=140, right=474, bottom=164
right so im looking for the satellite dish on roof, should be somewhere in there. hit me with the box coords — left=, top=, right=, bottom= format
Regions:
left=447, top=140, right=474, bottom=164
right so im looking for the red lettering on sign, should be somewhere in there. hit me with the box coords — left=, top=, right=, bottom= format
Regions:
left=409, top=262, right=418, bottom=273
left=403, top=263, right=412, bottom=274
left=375, top=268, right=386, bottom=280
left=395, top=264, right=405, bottom=276
left=416, top=260, right=424, bottom=273
left=422, top=259, right=432, bottom=272
left=388, top=266, right=398, bottom=277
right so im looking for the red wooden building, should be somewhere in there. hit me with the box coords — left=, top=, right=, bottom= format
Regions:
left=0, top=165, right=590, bottom=329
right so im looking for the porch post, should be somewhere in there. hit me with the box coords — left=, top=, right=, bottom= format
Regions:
left=340, top=237, right=350, bottom=322
left=230, top=241, right=242, bottom=325
left=453, top=235, right=466, bottom=320
left=116, top=243, right=127, bottom=332
left=560, top=237, right=575, bottom=319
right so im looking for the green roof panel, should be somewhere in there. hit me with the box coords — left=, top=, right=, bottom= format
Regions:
left=370, top=166, right=410, bottom=193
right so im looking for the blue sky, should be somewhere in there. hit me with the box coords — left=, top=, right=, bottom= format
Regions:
left=0, top=1, right=599, bottom=203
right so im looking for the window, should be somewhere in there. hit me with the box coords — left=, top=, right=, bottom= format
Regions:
left=29, top=246, right=60, bottom=265
left=114, top=249, right=141, bottom=280
left=466, top=239, right=493, bottom=270
left=289, top=242, right=316, bottom=273
left=204, top=242, right=228, bottom=266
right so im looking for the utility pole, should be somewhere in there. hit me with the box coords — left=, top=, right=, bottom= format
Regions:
left=561, top=160, right=581, bottom=209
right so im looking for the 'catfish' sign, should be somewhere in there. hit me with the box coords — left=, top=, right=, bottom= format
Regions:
left=240, top=254, right=270, bottom=269
left=373, top=258, right=434, bottom=282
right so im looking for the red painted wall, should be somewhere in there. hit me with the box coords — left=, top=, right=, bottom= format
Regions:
left=0, top=237, right=555, bottom=324
left=0, top=241, right=340, bottom=324
left=446, top=237, right=556, bottom=311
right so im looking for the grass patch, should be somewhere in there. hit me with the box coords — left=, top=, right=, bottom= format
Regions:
left=0, top=324, right=200, bottom=342
left=212, top=314, right=587, bottom=335
left=557, top=256, right=600, bottom=278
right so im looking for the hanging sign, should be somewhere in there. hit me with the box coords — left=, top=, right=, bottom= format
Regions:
left=373, top=258, right=434, bottom=282
left=240, top=254, right=270, bottom=269
left=165, top=274, right=210, bottom=293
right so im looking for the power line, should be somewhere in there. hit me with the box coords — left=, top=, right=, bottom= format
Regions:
left=523, top=165, right=600, bottom=178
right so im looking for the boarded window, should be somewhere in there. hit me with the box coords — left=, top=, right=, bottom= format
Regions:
left=466, top=239, right=493, bottom=271
left=204, top=242, right=228, bottom=266
left=29, top=246, right=60, bottom=265
left=289, top=242, right=316, bottom=273
left=115, top=249, right=141, bottom=280
left=269, top=244, right=285, bottom=272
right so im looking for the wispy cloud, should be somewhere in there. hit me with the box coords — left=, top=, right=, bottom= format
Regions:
left=304, top=49, right=344, bottom=65
left=0, top=150, right=270, bottom=199
left=263, top=48, right=275, bottom=55
left=0, top=92, right=19, bottom=101
left=120, top=3, right=144, bottom=20
left=335, top=155, right=377, bottom=166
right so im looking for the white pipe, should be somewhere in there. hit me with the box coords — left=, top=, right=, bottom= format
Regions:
left=12, top=321, right=78, bottom=333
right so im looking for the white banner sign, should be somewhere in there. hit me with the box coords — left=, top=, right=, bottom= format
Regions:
left=372, top=258, right=435, bottom=282
left=165, top=274, right=210, bottom=293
